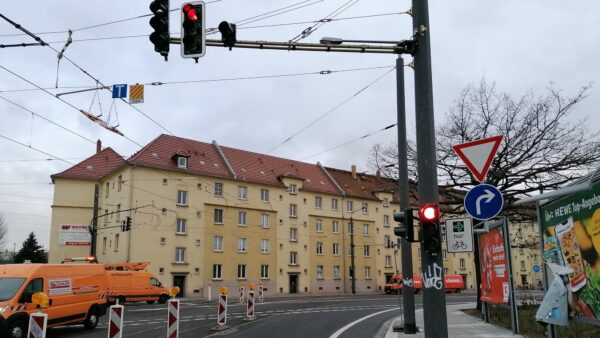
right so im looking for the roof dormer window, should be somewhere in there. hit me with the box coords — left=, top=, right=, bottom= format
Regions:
left=177, top=156, right=188, bottom=169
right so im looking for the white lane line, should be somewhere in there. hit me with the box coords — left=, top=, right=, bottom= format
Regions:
left=328, top=308, right=397, bottom=338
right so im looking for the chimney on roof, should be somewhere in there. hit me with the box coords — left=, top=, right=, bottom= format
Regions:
left=351, top=164, right=357, bottom=179
left=376, top=169, right=381, bottom=178
left=96, top=140, right=101, bottom=154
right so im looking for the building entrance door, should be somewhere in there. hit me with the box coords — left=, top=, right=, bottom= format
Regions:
left=173, top=275, right=186, bottom=297
left=289, top=274, right=298, bottom=294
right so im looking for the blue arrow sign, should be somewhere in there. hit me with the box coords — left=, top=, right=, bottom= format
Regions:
left=533, top=265, right=540, bottom=273
left=464, top=184, right=503, bottom=220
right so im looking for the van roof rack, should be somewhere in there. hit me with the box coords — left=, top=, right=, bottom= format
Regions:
left=104, top=262, right=150, bottom=271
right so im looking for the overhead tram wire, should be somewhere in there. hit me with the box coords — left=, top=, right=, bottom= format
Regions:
left=266, top=66, right=396, bottom=155
left=0, top=133, right=77, bottom=166
left=289, top=0, right=359, bottom=42
left=0, top=65, right=143, bottom=148
left=0, top=65, right=394, bottom=93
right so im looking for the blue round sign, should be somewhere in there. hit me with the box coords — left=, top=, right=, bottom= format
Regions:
left=464, top=184, right=503, bottom=220
left=533, top=265, right=541, bottom=273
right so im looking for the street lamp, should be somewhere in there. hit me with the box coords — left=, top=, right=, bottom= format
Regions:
left=347, top=207, right=365, bottom=294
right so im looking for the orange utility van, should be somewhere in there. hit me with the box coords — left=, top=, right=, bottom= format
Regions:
left=0, top=264, right=108, bottom=338
left=384, top=274, right=464, bottom=294
left=105, top=262, right=169, bottom=305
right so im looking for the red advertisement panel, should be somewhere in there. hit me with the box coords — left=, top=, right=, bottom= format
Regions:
left=479, top=227, right=509, bottom=304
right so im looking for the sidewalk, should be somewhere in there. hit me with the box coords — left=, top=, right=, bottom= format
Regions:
left=384, top=303, right=523, bottom=338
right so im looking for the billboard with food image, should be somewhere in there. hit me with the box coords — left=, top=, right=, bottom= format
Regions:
left=540, top=179, right=600, bottom=321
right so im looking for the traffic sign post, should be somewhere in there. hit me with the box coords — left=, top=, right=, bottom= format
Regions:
left=446, top=217, right=474, bottom=253
left=452, top=135, right=503, bottom=183
left=464, top=184, right=504, bottom=220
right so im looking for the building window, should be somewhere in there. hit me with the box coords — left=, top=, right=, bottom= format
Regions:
left=160, top=237, right=166, bottom=245
left=332, top=220, right=339, bottom=233
left=385, top=255, right=392, bottom=267
left=364, top=245, right=370, bottom=257
left=105, top=182, right=109, bottom=198
left=237, top=238, right=247, bottom=253
left=316, top=219, right=323, bottom=232
left=261, top=265, right=269, bottom=279
left=261, top=239, right=270, bottom=253
left=347, top=222, right=354, bottom=234
left=177, top=156, right=187, bottom=168
left=362, top=203, right=368, bottom=214
left=333, top=266, right=340, bottom=279
left=365, top=266, right=371, bottom=279
left=237, top=264, right=246, bottom=279
left=332, top=243, right=340, bottom=256
left=363, top=224, right=369, bottom=236
left=212, top=264, right=222, bottom=279
left=177, top=190, right=187, bottom=205
left=290, top=204, right=297, bottom=217
left=214, top=183, right=223, bottom=197
left=102, top=237, right=107, bottom=252
left=316, top=265, right=324, bottom=279
left=238, top=186, right=247, bottom=200
left=444, top=268, right=449, bottom=275
left=443, top=249, right=447, bottom=260
left=384, top=235, right=391, bottom=248
left=114, top=234, right=119, bottom=251
left=214, top=209, right=223, bottom=224
left=175, top=248, right=186, bottom=263
left=289, top=184, right=297, bottom=194
left=238, top=211, right=247, bottom=226
left=331, top=199, right=338, bottom=211
left=290, top=252, right=298, bottom=265
left=289, top=228, right=298, bottom=242
left=315, top=196, right=322, bottom=209
left=116, top=204, right=121, bottom=221
left=383, top=215, right=390, bottom=227
left=260, top=189, right=269, bottom=202
left=418, top=250, right=421, bottom=260
left=347, top=200, right=353, bottom=212
left=383, top=198, right=389, bottom=207
left=521, top=260, right=526, bottom=271
left=176, top=219, right=187, bottom=234
left=316, top=242, right=323, bottom=255
left=213, top=236, right=223, bottom=252
left=460, top=258, right=466, bottom=269
left=104, top=209, right=108, bottom=226
left=118, top=175, right=122, bottom=191
left=260, top=214, right=269, bottom=228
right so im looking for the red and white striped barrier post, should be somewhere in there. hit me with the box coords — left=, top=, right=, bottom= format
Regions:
left=258, top=281, right=264, bottom=303
left=27, top=312, right=48, bottom=338
left=246, top=290, right=255, bottom=319
left=108, top=304, right=124, bottom=338
left=167, top=299, right=179, bottom=338
left=239, top=282, right=245, bottom=304
left=210, top=287, right=230, bottom=331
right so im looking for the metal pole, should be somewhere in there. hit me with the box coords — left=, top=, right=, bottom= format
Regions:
left=90, top=184, right=99, bottom=257
left=536, top=202, right=556, bottom=338
left=412, top=0, right=448, bottom=336
left=503, top=218, right=520, bottom=334
left=397, top=55, right=417, bottom=334
left=350, top=215, right=356, bottom=294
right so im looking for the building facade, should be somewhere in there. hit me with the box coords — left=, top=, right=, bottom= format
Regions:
left=49, top=134, right=484, bottom=297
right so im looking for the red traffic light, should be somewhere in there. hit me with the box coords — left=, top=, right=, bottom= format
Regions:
left=420, top=204, right=439, bottom=221
left=183, top=4, right=198, bottom=20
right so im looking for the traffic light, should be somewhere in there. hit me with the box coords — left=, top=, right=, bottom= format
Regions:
left=125, top=217, right=132, bottom=231
left=420, top=204, right=441, bottom=253
left=181, top=1, right=206, bottom=59
left=218, top=21, right=237, bottom=49
left=393, top=208, right=416, bottom=242
left=149, top=0, right=170, bottom=60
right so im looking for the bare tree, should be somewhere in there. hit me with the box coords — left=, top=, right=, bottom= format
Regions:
left=0, top=213, right=8, bottom=252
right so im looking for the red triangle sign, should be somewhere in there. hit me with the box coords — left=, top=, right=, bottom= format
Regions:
left=452, top=135, right=503, bottom=182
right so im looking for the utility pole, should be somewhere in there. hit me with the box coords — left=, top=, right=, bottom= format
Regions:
left=412, top=0, right=448, bottom=337
left=90, top=184, right=99, bottom=257
left=350, top=214, right=356, bottom=294
left=396, top=55, right=417, bottom=334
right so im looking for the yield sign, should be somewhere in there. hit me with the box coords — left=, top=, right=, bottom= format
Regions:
left=452, top=135, right=503, bottom=182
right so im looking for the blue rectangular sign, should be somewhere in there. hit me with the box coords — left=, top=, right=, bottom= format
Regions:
left=112, top=84, right=128, bottom=99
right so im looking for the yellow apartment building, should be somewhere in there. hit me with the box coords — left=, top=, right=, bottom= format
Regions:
left=49, top=134, right=485, bottom=297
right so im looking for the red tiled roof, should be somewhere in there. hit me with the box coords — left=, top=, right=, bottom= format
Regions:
left=324, top=167, right=400, bottom=201
left=51, top=147, right=125, bottom=181
left=128, top=134, right=231, bottom=179
left=219, top=145, right=341, bottom=195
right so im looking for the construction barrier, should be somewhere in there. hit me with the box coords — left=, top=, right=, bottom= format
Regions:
left=247, top=290, right=255, bottom=319
left=108, top=305, right=124, bottom=338
left=27, top=312, right=48, bottom=338
left=167, top=299, right=179, bottom=338
left=258, top=285, right=264, bottom=302
left=218, top=293, right=228, bottom=326
left=239, top=285, right=245, bottom=304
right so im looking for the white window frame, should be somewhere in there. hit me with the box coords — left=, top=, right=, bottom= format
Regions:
left=175, top=247, right=186, bottom=263
left=385, top=255, right=392, bottom=267
left=383, top=215, right=390, bottom=227
left=238, top=186, right=247, bottom=200
left=260, top=239, right=270, bottom=253
left=364, top=266, right=371, bottom=279
left=332, top=243, right=340, bottom=256
left=237, top=264, right=246, bottom=279
left=332, top=220, right=339, bottom=233
left=289, top=184, right=297, bottom=194
left=177, top=190, right=187, bottom=206
left=118, top=175, right=122, bottom=191
left=237, top=238, right=247, bottom=253
left=316, top=242, right=323, bottom=255
left=212, top=264, right=222, bottom=280
left=362, top=203, right=368, bottom=214
left=347, top=200, right=353, bottom=212
left=214, top=182, right=223, bottom=197
left=363, top=223, right=369, bottom=236
left=290, top=204, right=297, bottom=217
left=238, top=211, right=247, bottom=226
left=260, top=214, right=269, bottom=228
left=261, top=264, right=269, bottom=279
left=289, top=228, right=298, bottom=242
left=460, top=258, right=466, bottom=269
left=260, top=189, right=269, bottom=202
left=316, top=219, right=323, bottom=232
left=316, top=265, right=324, bottom=279
left=213, top=236, right=223, bottom=252
left=364, top=245, right=370, bottom=257
left=214, top=208, right=223, bottom=224
left=383, top=198, right=389, bottom=207
left=114, top=234, right=119, bottom=252
left=443, top=249, right=447, bottom=260
left=315, top=196, right=322, bottom=209
left=176, top=218, right=187, bottom=234
left=290, top=251, right=298, bottom=265
left=333, top=265, right=340, bottom=279
left=331, top=198, right=338, bottom=211
left=177, top=156, right=188, bottom=169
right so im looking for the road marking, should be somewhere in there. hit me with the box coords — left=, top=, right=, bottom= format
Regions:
left=328, top=308, right=397, bottom=338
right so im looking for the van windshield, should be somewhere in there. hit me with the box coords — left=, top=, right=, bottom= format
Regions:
left=0, top=278, right=26, bottom=301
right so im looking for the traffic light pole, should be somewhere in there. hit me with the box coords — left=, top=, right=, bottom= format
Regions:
left=412, top=0, right=448, bottom=337
left=396, top=56, right=417, bottom=334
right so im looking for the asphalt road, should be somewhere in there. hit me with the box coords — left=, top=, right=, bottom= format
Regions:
left=46, top=292, right=476, bottom=338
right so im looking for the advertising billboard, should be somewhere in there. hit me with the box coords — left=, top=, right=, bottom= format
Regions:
left=58, top=224, right=91, bottom=246
left=479, top=227, right=509, bottom=304
left=540, top=179, right=600, bottom=320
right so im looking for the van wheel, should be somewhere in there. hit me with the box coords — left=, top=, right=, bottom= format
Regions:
left=7, top=319, right=27, bottom=338
left=158, top=294, right=168, bottom=304
left=84, top=307, right=100, bottom=329
left=146, top=300, right=155, bottom=304
left=117, top=296, right=126, bottom=305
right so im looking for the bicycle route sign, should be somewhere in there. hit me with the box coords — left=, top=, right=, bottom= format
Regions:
left=446, top=217, right=473, bottom=253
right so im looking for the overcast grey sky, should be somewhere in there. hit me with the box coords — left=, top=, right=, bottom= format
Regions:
left=1, top=0, right=598, bottom=250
